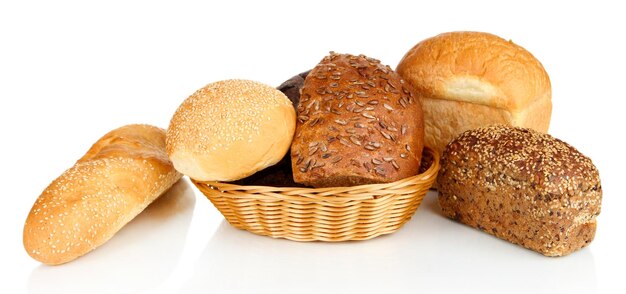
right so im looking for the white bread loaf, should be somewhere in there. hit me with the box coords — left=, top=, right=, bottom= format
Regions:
left=396, top=31, right=552, bottom=157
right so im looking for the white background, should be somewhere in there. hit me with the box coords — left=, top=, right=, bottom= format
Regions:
left=1, top=0, right=624, bottom=293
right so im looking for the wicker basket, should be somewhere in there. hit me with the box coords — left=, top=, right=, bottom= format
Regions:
left=192, top=147, right=439, bottom=242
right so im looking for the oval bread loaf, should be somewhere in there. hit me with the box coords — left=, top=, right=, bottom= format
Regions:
left=291, top=52, right=424, bottom=187
left=23, top=124, right=182, bottom=265
left=437, top=125, right=601, bottom=256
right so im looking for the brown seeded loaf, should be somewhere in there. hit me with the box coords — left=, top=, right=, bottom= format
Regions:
left=291, top=52, right=424, bottom=187
left=437, top=125, right=602, bottom=256
left=23, top=124, right=182, bottom=265
left=396, top=31, right=552, bottom=157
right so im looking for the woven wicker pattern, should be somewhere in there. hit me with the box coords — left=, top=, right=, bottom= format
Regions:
left=192, top=147, right=440, bottom=242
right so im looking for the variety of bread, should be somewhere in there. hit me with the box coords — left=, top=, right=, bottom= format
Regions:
left=24, top=31, right=603, bottom=263
left=23, top=125, right=182, bottom=265
left=396, top=31, right=552, bottom=157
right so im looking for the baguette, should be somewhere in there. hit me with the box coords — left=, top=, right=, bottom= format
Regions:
left=23, top=124, right=182, bottom=265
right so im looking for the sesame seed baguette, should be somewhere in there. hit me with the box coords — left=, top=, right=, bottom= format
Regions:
left=23, top=124, right=182, bottom=265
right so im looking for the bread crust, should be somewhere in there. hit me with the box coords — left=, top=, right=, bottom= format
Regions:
left=396, top=31, right=552, bottom=156
left=166, top=79, right=296, bottom=181
left=291, top=53, right=424, bottom=187
left=437, top=125, right=601, bottom=256
left=23, top=124, right=182, bottom=265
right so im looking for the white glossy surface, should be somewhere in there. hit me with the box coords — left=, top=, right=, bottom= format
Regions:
left=1, top=1, right=624, bottom=293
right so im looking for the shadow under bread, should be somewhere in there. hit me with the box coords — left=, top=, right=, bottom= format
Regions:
left=27, top=179, right=196, bottom=294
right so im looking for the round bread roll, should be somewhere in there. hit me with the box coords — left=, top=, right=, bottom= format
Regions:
left=396, top=31, right=552, bottom=157
left=166, top=79, right=296, bottom=181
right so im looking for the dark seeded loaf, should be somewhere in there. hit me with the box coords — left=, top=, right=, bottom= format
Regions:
left=291, top=52, right=424, bottom=187
left=437, top=125, right=602, bottom=256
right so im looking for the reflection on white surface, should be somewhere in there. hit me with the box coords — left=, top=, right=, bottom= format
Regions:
left=27, top=179, right=196, bottom=294
left=182, top=191, right=597, bottom=294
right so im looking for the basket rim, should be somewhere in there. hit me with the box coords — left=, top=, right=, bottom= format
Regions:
left=191, top=146, right=440, bottom=199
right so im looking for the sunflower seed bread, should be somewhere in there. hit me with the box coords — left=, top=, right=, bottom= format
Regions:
left=437, top=125, right=602, bottom=256
left=291, top=52, right=424, bottom=187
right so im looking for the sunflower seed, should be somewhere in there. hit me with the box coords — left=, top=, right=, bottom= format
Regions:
left=354, top=122, right=366, bottom=128
left=353, top=107, right=364, bottom=113
left=361, top=85, right=370, bottom=90
left=308, top=146, right=319, bottom=156
left=383, top=157, right=393, bottom=162
left=399, top=97, right=408, bottom=108
left=367, top=81, right=376, bottom=87
left=339, top=137, right=351, bottom=146
left=370, top=142, right=382, bottom=148
left=375, top=166, right=386, bottom=176
left=392, top=160, right=400, bottom=170
left=383, top=103, right=394, bottom=111
left=379, top=121, right=388, bottom=129
left=387, top=126, right=398, bottom=132
left=311, top=162, right=325, bottom=170
left=309, top=142, right=319, bottom=147
left=320, top=143, right=328, bottom=152
left=322, top=153, right=331, bottom=159
left=401, top=124, right=407, bottom=135
left=355, top=100, right=365, bottom=107
left=365, top=106, right=375, bottom=111
left=337, top=101, right=344, bottom=108
left=309, top=117, right=320, bottom=127
left=362, top=112, right=376, bottom=119
left=334, top=119, right=347, bottom=125
left=356, top=91, right=368, bottom=98
left=330, top=82, right=339, bottom=88
left=296, top=155, right=304, bottom=164
left=400, top=153, right=408, bottom=159
left=330, top=75, right=341, bottom=80
left=349, top=135, right=362, bottom=146
left=298, top=115, right=309, bottom=122
left=405, top=144, right=411, bottom=152
left=368, top=100, right=379, bottom=105
left=364, top=145, right=376, bottom=151
left=331, top=108, right=341, bottom=115
left=328, top=126, right=339, bottom=132
left=346, top=128, right=356, bottom=134
left=372, top=158, right=383, bottom=165
left=380, top=130, right=392, bottom=140
left=331, top=156, right=343, bottom=163
left=363, top=162, right=372, bottom=170
left=346, top=103, right=356, bottom=112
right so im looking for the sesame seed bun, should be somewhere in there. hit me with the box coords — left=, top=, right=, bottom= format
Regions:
left=166, top=79, right=296, bottom=181
left=396, top=31, right=552, bottom=157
